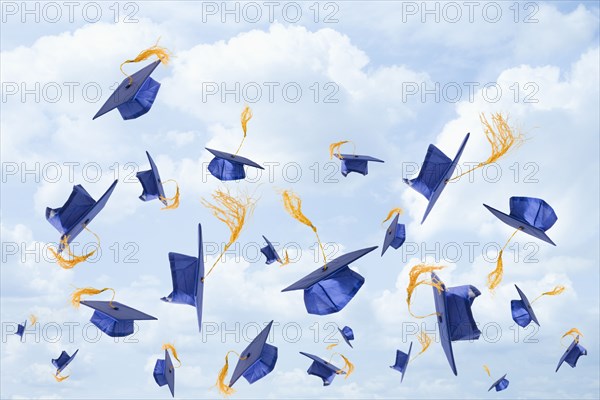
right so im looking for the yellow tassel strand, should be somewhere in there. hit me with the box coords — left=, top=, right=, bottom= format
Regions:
left=159, top=179, right=180, bottom=210
left=326, top=343, right=338, bottom=351
left=330, top=353, right=354, bottom=379
left=29, top=315, right=38, bottom=326
left=281, top=190, right=328, bottom=268
left=215, top=351, right=247, bottom=396
left=70, top=287, right=116, bottom=309
left=120, top=38, right=171, bottom=85
left=278, top=250, right=291, bottom=267
left=561, top=328, right=583, bottom=346
left=329, top=140, right=357, bottom=159
left=50, top=227, right=100, bottom=269
left=487, top=228, right=521, bottom=291
left=162, top=343, right=182, bottom=367
left=234, top=105, right=253, bottom=155
left=201, top=189, right=256, bottom=280
left=406, top=264, right=446, bottom=318
left=483, top=364, right=491, bottom=377
left=410, top=330, right=432, bottom=362
left=532, top=285, right=566, bottom=303
left=449, top=112, right=524, bottom=181
left=382, top=207, right=403, bottom=224
left=53, top=373, right=70, bottom=382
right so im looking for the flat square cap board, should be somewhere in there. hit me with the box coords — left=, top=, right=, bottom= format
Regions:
left=260, top=236, right=280, bottom=265
left=488, top=374, right=509, bottom=392
left=93, top=60, right=162, bottom=120
left=229, top=321, right=277, bottom=387
left=511, top=284, right=540, bottom=327
left=403, top=133, right=470, bottom=224
left=390, top=342, right=412, bottom=382
left=556, top=337, right=587, bottom=372
left=335, top=153, right=384, bottom=176
left=153, top=349, right=175, bottom=397
left=338, top=326, right=354, bottom=348
left=381, top=213, right=406, bottom=256
left=137, top=151, right=167, bottom=205
left=206, top=147, right=264, bottom=181
left=80, top=300, right=157, bottom=337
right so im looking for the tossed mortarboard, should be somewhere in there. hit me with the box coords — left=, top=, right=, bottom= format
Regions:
left=161, top=224, right=204, bottom=332
left=52, top=349, right=78, bottom=380
left=403, top=133, right=470, bottom=224
left=46, top=180, right=118, bottom=253
left=334, top=154, right=384, bottom=177
left=15, top=320, right=26, bottom=341
left=488, top=374, right=509, bottom=392
left=381, top=212, right=406, bottom=256
left=154, top=348, right=176, bottom=397
left=431, top=272, right=482, bottom=376
left=390, top=342, right=412, bottom=383
left=229, top=321, right=278, bottom=388
left=260, top=236, right=282, bottom=265
left=137, top=151, right=167, bottom=205
left=338, top=326, right=354, bottom=348
left=511, top=285, right=540, bottom=328
left=556, top=336, right=587, bottom=372
left=80, top=300, right=157, bottom=337
left=206, top=148, right=264, bottom=181
left=484, top=197, right=558, bottom=246
left=282, top=246, right=378, bottom=315
left=300, top=352, right=345, bottom=386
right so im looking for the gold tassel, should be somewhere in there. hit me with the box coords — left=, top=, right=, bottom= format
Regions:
left=53, top=373, right=69, bottom=382
left=449, top=112, right=524, bottom=181
left=162, top=343, right=182, bottom=367
left=50, top=227, right=100, bottom=269
left=561, top=328, right=583, bottom=345
left=532, top=285, right=566, bottom=303
left=331, top=353, right=354, bottom=379
left=326, top=343, right=338, bottom=351
left=120, top=38, right=171, bottom=85
left=159, top=179, right=180, bottom=210
left=382, top=207, right=403, bottom=223
left=329, top=140, right=351, bottom=159
left=281, top=190, right=328, bottom=268
left=483, top=365, right=491, bottom=377
left=235, top=106, right=253, bottom=155
left=70, top=287, right=116, bottom=308
left=410, top=330, right=432, bottom=362
left=406, top=264, right=446, bottom=318
left=487, top=228, right=521, bottom=291
left=201, top=189, right=256, bottom=280
left=29, top=315, right=38, bottom=326
left=215, top=351, right=247, bottom=396
left=278, top=250, right=291, bottom=267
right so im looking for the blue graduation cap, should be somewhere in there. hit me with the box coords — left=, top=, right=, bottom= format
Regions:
left=390, top=342, right=412, bottom=383
left=556, top=337, right=587, bottom=372
left=511, top=285, right=539, bottom=328
left=431, top=272, right=481, bottom=376
left=381, top=213, right=406, bottom=256
left=46, top=180, right=118, bottom=252
left=206, top=148, right=264, bottom=181
left=404, top=133, right=470, bottom=224
left=488, top=373, right=509, bottom=392
left=52, top=349, right=78, bottom=375
left=93, top=60, right=162, bottom=120
left=15, top=320, right=26, bottom=342
left=300, top=352, right=345, bottom=386
left=334, top=153, right=384, bottom=177
left=282, top=246, right=378, bottom=315
left=229, top=321, right=278, bottom=387
left=484, top=197, right=558, bottom=246
left=260, top=236, right=281, bottom=265
left=154, top=349, right=175, bottom=397
left=338, top=326, right=354, bottom=348
left=137, top=151, right=167, bottom=205
left=79, top=300, right=157, bottom=337
left=161, top=224, right=204, bottom=332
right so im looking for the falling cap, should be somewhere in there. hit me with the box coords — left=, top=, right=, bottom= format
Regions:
left=488, top=374, right=509, bottom=392
left=300, top=352, right=345, bottom=386
left=80, top=300, right=157, bottom=337
left=404, top=133, right=470, bottom=224
left=205, top=148, right=264, bottom=181
left=390, top=342, right=412, bottom=383
left=334, top=153, right=384, bottom=177
left=556, top=337, right=587, bottom=372
left=511, top=285, right=540, bottom=328
left=137, top=151, right=167, bottom=205
left=282, top=246, right=378, bottom=315
left=381, top=213, right=406, bottom=256
left=338, top=326, right=354, bottom=348
left=229, top=321, right=278, bottom=387
left=260, top=236, right=281, bottom=265
left=52, top=349, right=79, bottom=375
left=153, top=349, right=175, bottom=397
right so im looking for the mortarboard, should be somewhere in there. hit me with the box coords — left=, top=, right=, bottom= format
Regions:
left=488, top=373, right=509, bottom=392
left=260, top=236, right=281, bottom=265
left=80, top=300, right=157, bottom=337
left=282, top=246, right=378, bottom=315
left=137, top=151, right=167, bottom=206
left=300, top=352, right=345, bottom=386
left=52, top=349, right=78, bottom=375
left=334, top=153, right=384, bottom=177
left=161, top=224, right=204, bottom=332
left=15, top=320, right=27, bottom=341
left=381, top=213, right=406, bottom=256
left=46, top=180, right=118, bottom=252
left=229, top=321, right=278, bottom=388
left=154, top=349, right=175, bottom=397
left=404, top=133, right=470, bottom=224
left=338, top=326, right=354, bottom=348
left=556, top=336, right=587, bottom=372
left=390, top=342, right=412, bottom=383
left=431, top=272, right=481, bottom=376
left=94, top=60, right=163, bottom=120
left=206, top=148, right=264, bottom=181
left=511, top=285, right=540, bottom=328
left=484, top=197, right=557, bottom=246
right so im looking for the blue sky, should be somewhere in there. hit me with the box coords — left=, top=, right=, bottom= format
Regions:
left=1, top=1, right=599, bottom=399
